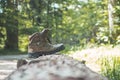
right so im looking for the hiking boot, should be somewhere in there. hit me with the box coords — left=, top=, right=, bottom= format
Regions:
left=28, top=29, right=65, bottom=58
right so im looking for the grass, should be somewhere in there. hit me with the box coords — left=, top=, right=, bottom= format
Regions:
left=100, top=56, right=120, bottom=80
left=69, top=44, right=120, bottom=80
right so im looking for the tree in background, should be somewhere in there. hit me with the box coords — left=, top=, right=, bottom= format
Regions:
left=0, top=0, right=119, bottom=53
left=0, top=0, right=31, bottom=50
left=0, top=0, right=19, bottom=50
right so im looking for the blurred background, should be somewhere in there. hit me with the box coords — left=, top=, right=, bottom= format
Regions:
left=0, top=0, right=120, bottom=54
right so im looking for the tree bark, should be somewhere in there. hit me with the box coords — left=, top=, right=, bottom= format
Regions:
left=108, top=0, right=114, bottom=37
left=4, top=20, right=18, bottom=50
left=4, top=0, right=19, bottom=50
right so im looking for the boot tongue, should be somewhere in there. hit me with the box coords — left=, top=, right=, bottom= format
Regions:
left=41, top=29, right=50, bottom=38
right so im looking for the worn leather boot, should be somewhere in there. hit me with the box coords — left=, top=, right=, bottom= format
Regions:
left=28, top=29, right=65, bottom=58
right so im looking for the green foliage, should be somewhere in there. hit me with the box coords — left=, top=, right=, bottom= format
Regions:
left=0, top=0, right=120, bottom=53
left=0, top=27, right=5, bottom=48
left=0, top=49, right=26, bottom=55
left=19, top=35, right=28, bottom=52
left=96, top=27, right=110, bottom=44
left=100, top=56, right=120, bottom=80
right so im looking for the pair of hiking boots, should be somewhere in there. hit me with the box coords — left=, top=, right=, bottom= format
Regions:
left=28, top=29, right=65, bottom=58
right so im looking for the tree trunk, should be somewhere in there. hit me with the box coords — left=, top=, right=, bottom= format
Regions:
left=4, top=19, right=18, bottom=50
left=108, top=0, right=114, bottom=37
left=4, top=0, right=19, bottom=50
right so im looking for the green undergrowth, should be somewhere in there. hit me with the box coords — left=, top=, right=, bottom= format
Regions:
left=68, top=44, right=120, bottom=80
left=0, top=49, right=27, bottom=55
left=100, top=56, right=120, bottom=80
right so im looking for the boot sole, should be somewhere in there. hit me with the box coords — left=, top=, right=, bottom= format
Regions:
left=28, top=44, right=65, bottom=58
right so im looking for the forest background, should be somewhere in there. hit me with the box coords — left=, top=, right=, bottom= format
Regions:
left=0, top=0, right=120, bottom=54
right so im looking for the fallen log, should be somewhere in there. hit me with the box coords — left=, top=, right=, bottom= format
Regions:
left=5, top=55, right=108, bottom=80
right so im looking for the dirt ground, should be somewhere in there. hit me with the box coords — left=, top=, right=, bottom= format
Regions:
left=0, top=55, right=27, bottom=80
left=0, top=60, right=16, bottom=80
